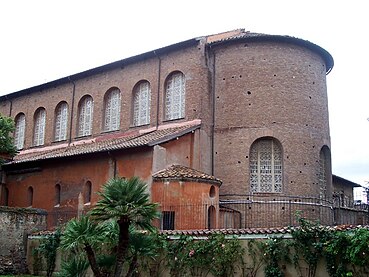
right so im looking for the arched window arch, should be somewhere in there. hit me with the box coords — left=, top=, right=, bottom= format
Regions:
left=77, top=95, right=93, bottom=137
left=55, top=184, right=61, bottom=206
left=27, top=186, right=34, bottom=207
left=250, top=137, right=283, bottom=193
left=54, top=102, right=68, bottom=141
left=33, top=108, right=46, bottom=146
left=14, top=113, right=26, bottom=150
left=103, top=88, right=121, bottom=131
left=84, top=181, right=92, bottom=204
left=164, top=72, right=185, bottom=120
left=319, top=146, right=331, bottom=199
left=132, top=81, right=151, bottom=126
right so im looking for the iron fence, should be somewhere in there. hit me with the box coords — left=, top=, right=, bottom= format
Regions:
left=47, top=195, right=369, bottom=230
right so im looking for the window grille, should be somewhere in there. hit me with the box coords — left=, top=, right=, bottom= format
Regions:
left=165, top=72, right=185, bottom=120
left=250, top=139, right=282, bottom=193
left=133, top=81, right=150, bottom=126
left=33, top=108, right=46, bottom=146
left=14, top=114, right=25, bottom=150
left=104, top=89, right=121, bottom=131
left=78, top=96, right=93, bottom=137
left=54, top=102, right=68, bottom=141
left=162, top=211, right=175, bottom=230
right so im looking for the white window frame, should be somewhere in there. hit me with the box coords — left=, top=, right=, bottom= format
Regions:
left=33, top=108, right=46, bottom=146
left=133, top=81, right=151, bottom=126
left=78, top=96, right=93, bottom=137
left=165, top=72, right=185, bottom=120
left=54, top=102, right=68, bottom=141
left=103, top=89, right=121, bottom=132
left=14, top=113, right=25, bottom=150
left=250, top=139, right=282, bottom=193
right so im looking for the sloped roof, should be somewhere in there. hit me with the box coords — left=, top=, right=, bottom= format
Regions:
left=6, top=121, right=201, bottom=165
left=333, top=174, right=361, bottom=188
left=153, top=164, right=222, bottom=185
left=0, top=29, right=333, bottom=100
left=161, top=224, right=368, bottom=237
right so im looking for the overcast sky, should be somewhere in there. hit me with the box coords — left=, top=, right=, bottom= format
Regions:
left=0, top=1, right=368, bottom=188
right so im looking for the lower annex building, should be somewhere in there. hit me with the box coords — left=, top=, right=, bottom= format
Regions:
left=0, top=29, right=362, bottom=229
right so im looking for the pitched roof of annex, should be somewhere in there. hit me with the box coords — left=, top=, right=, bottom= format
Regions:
left=0, top=29, right=333, bottom=100
left=333, top=174, right=361, bottom=188
left=5, top=120, right=201, bottom=166
left=153, top=164, right=222, bottom=185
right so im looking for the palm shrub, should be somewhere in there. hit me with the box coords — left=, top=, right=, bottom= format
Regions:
left=60, top=215, right=109, bottom=277
left=89, top=177, right=160, bottom=277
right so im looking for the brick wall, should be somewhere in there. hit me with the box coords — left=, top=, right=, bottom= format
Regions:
left=211, top=41, right=331, bottom=198
left=0, top=206, right=47, bottom=275
left=0, top=42, right=212, bottom=151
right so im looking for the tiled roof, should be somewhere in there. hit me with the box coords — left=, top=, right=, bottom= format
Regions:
left=161, top=224, right=369, bottom=237
left=30, top=225, right=369, bottom=237
left=153, top=164, right=222, bottom=185
left=7, top=121, right=201, bottom=165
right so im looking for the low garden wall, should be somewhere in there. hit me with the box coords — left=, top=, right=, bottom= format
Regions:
left=0, top=206, right=47, bottom=275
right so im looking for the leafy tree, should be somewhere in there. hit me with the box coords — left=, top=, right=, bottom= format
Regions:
left=89, top=177, right=160, bottom=277
left=0, top=114, right=17, bottom=164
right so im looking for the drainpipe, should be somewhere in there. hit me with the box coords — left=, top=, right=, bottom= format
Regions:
left=154, top=50, right=161, bottom=129
left=68, top=77, right=76, bottom=144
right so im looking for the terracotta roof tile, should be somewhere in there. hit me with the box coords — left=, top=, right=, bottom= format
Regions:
left=153, top=164, right=222, bottom=185
left=161, top=225, right=369, bottom=237
left=8, top=122, right=201, bottom=165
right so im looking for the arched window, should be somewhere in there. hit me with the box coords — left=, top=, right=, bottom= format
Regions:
left=164, top=72, right=185, bottom=120
left=55, top=184, right=61, bottom=206
left=103, top=88, right=121, bottom=131
left=133, top=81, right=151, bottom=126
left=208, top=205, right=216, bottom=229
left=54, top=102, right=68, bottom=141
left=27, top=186, right=34, bottom=207
left=250, top=138, right=283, bottom=193
left=78, top=96, right=93, bottom=137
left=84, top=181, right=92, bottom=204
left=14, top=113, right=26, bottom=150
left=2, top=187, right=9, bottom=206
left=33, top=108, right=46, bottom=146
left=319, top=146, right=331, bottom=199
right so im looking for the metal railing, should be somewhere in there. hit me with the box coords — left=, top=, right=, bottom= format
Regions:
left=47, top=195, right=369, bottom=230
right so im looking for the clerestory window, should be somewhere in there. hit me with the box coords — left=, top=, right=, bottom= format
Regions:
left=78, top=96, right=93, bottom=137
left=14, top=113, right=26, bottom=150
left=33, top=108, right=46, bottom=146
left=54, top=102, right=68, bottom=141
left=164, top=72, right=185, bottom=120
left=103, top=88, right=121, bottom=132
left=133, top=81, right=151, bottom=126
